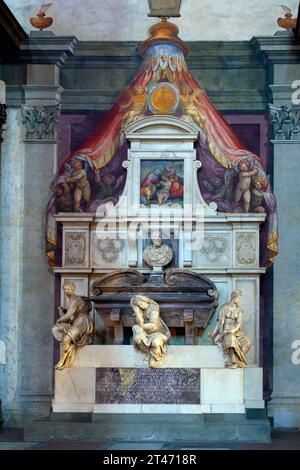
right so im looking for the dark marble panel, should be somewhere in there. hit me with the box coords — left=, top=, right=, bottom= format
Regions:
left=96, top=368, right=200, bottom=404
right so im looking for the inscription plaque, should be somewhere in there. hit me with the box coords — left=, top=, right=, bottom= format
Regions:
left=96, top=368, right=200, bottom=404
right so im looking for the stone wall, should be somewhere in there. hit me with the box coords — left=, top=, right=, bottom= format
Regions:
left=0, top=32, right=300, bottom=427
left=4, top=0, right=300, bottom=41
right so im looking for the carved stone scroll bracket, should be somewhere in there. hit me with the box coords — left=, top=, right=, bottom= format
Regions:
left=21, top=104, right=60, bottom=141
left=0, top=104, right=7, bottom=143
left=269, top=104, right=300, bottom=140
left=183, top=309, right=195, bottom=345
left=110, top=308, right=123, bottom=345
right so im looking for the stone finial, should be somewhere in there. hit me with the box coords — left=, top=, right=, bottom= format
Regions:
left=30, top=3, right=53, bottom=31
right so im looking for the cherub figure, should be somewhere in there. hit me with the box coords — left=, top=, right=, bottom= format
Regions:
left=95, top=169, right=125, bottom=200
left=180, top=84, right=205, bottom=128
left=55, top=182, right=73, bottom=212
left=202, top=171, right=232, bottom=212
left=233, top=159, right=258, bottom=213
left=157, top=176, right=172, bottom=205
left=250, top=176, right=266, bottom=214
left=141, top=183, right=157, bottom=205
left=120, top=86, right=147, bottom=128
left=66, top=159, right=91, bottom=212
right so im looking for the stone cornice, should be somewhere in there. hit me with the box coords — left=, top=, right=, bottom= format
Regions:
left=63, top=39, right=261, bottom=69
left=4, top=36, right=299, bottom=112
left=251, top=35, right=300, bottom=64
left=18, top=33, right=78, bottom=67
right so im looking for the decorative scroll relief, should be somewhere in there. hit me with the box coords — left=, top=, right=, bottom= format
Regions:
left=269, top=104, right=300, bottom=140
left=21, top=104, right=60, bottom=140
left=91, top=232, right=126, bottom=268
left=201, top=236, right=228, bottom=263
left=193, top=233, right=231, bottom=267
left=64, top=232, right=87, bottom=266
left=236, top=232, right=257, bottom=266
left=97, top=237, right=125, bottom=263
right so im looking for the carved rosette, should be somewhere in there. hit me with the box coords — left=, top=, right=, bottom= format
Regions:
left=269, top=104, right=300, bottom=140
left=21, top=104, right=60, bottom=140
left=0, top=104, right=7, bottom=143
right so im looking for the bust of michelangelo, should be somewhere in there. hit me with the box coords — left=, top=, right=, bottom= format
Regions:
left=143, top=235, right=173, bottom=271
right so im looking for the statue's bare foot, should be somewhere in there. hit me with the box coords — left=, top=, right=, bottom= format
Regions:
left=149, top=357, right=158, bottom=368
left=55, top=360, right=66, bottom=370
left=55, top=352, right=68, bottom=370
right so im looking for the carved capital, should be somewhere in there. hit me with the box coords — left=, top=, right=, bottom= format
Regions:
left=21, top=104, right=60, bottom=141
left=269, top=104, right=300, bottom=140
left=0, top=104, right=7, bottom=143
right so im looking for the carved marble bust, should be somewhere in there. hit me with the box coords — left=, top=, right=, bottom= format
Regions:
left=143, top=236, right=173, bottom=271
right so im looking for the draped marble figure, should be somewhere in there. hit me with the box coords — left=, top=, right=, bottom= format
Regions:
left=52, top=281, right=94, bottom=370
left=208, top=289, right=251, bottom=368
left=131, top=295, right=171, bottom=368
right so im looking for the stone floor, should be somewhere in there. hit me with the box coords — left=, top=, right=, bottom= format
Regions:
left=0, top=428, right=300, bottom=450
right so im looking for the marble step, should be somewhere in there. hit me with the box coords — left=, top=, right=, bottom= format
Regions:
left=24, top=412, right=270, bottom=443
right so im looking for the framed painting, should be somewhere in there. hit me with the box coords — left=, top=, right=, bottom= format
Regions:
left=140, top=159, right=184, bottom=207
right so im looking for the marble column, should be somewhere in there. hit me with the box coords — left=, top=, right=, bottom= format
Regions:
left=254, top=34, right=300, bottom=427
left=0, top=82, right=7, bottom=425
left=1, top=32, right=77, bottom=423
left=0, top=104, right=7, bottom=143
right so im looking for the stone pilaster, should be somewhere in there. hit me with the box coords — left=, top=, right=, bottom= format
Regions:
left=0, top=103, right=7, bottom=143
left=254, top=35, right=300, bottom=427
left=16, top=32, right=77, bottom=422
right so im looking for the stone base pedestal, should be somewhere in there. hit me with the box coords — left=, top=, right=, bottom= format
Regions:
left=51, top=346, right=264, bottom=414
left=24, top=411, right=270, bottom=442
left=24, top=345, right=270, bottom=442
left=268, top=398, right=300, bottom=428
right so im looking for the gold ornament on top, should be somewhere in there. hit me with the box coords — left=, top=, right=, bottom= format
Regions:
left=140, top=17, right=189, bottom=57
left=277, top=5, right=297, bottom=31
left=30, top=3, right=53, bottom=31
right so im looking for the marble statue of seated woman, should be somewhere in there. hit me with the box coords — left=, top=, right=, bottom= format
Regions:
left=130, top=294, right=171, bottom=368
left=52, top=281, right=94, bottom=370
left=208, top=289, right=251, bottom=368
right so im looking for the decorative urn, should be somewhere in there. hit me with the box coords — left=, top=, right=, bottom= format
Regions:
left=30, top=4, right=53, bottom=31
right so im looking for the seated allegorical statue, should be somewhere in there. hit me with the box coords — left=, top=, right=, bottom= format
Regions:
left=52, top=281, right=94, bottom=370
left=208, top=289, right=251, bottom=368
left=130, top=295, right=171, bottom=368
